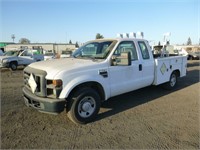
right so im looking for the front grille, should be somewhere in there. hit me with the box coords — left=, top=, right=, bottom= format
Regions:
left=24, top=66, right=47, bottom=97
left=24, top=71, right=31, bottom=90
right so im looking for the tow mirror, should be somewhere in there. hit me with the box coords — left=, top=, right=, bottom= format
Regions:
left=112, top=52, right=131, bottom=66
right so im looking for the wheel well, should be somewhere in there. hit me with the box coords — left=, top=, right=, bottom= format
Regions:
left=10, top=61, right=18, bottom=66
left=173, top=70, right=180, bottom=77
left=68, top=82, right=105, bottom=102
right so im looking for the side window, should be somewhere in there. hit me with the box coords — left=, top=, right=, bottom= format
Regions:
left=21, top=51, right=28, bottom=56
left=21, top=50, right=32, bottom=56
left=114, top=41, right=138, bottom=61
left=138, top=41, right=150, bottom=59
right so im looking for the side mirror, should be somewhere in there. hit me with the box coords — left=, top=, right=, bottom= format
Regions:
left=112, top=52, right=131, bottom=66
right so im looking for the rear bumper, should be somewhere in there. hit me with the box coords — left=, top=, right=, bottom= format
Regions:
left=23, top=87, right=65, bottom=113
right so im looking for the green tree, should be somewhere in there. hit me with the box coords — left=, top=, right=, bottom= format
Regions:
left=166, top=40, right=170, bottom=45
left=187, top=37, right=192, bottom=45
left=69, top=40, right=72, bottom=44
left=19, top=38, right=30, bottom=44
left=75, top=41, right=79, bottom=48
left=96, top=33, right=104, bottom=39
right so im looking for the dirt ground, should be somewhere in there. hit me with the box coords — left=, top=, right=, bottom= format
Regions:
left=0, top=60, right=199, bottom=149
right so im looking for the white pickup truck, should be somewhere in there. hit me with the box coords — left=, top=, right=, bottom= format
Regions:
left=0, top=49, right=44, bottom=70
left=23, top=38, right=187, bottom=124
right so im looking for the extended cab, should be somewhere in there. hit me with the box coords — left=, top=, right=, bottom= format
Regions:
left=22, top=38, right=187, bottom=124
left=0, top=49, right=44, bottom=70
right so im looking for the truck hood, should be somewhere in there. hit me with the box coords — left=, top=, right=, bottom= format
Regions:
left=28, top=58, right=104, bottom=78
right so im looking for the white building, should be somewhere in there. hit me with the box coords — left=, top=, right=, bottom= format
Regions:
left=4, top=43, right=76, bottom=54
left=173, top=45, right=200, bottom=52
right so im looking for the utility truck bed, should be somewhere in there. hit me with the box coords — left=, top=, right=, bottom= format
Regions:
left=153, top=56, right=187, bottom=85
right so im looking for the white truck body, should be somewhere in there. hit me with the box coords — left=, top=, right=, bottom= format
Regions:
left=153, top=56, right=187, bottom=85
left=0, top=49, right=44, bottom=70
left=22, top=38, right=187, bottom=124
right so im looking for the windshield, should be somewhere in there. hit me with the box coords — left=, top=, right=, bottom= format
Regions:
left=3, top=51, right=20, bottom=56
left=73, top=40, right=117, bottom=59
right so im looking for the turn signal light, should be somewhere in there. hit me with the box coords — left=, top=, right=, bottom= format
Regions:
left=52, top=79, right=63, bottom=87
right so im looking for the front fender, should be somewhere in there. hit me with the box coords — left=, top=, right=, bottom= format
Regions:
left=59, top=75, right=110, bottom=100
left=0, top=59, right=10, bottom=68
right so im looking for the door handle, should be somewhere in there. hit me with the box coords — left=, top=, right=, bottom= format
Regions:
left=139, top=64, right=142, bottom=71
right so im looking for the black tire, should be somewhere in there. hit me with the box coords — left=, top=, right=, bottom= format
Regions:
left=189, top=56, right=193, bottom=60
left=9, top=62, right=17, bottom=71
left=67, top=87, right=101, bottom=124
left=162, top=72, right=177, bottom=90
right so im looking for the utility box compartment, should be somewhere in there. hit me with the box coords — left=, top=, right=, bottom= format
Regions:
left=153, top=56, right=187, bottom=85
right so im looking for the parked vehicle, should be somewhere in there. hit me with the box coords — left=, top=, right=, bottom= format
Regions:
left=174, top=48, right=188, bottom=56
left=44, top=52, right=55, bottom=61
left=23, top=37, right=187, bottom=124
left=60, top=50, right=72, bottom=58
left=187, top=52, right=200, bottom=60
left=0, top=49, right=44, bottom=70
left=0, top=50, right=4, bottom=56
left=152, top=45, right=173, bottom=55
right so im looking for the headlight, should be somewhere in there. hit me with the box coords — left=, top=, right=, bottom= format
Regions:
left=2, top=59, right=9, bottom=64
left=52, top=79, right=63, bottom=87
left=47, top=79, right=63, bottom=98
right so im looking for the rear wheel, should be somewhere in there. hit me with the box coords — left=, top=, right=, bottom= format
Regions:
left=67, top=87, right=101, bottom=124
left=162, top=72, right=177, bottom=90
left=189, top=56, right=193, bottom=60
left=9, top=62, right=17, bottom=71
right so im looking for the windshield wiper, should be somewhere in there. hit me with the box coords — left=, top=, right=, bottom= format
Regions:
left=74, top=54, right=105, bottom=61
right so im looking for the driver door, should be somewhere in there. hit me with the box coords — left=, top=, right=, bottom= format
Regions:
left=18, top=50, right=35, bottom=65
left=108, top=41, right=143, bottom=97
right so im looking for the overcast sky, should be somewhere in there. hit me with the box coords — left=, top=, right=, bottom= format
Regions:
left=1, top=0, right=199, bottom=45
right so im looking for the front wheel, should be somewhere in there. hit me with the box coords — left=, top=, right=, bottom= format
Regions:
left=9, top=62, right=17, bottom=71
left=67, top=87, right=101, bottom=124
left=162, top=72, right=177, bottom=90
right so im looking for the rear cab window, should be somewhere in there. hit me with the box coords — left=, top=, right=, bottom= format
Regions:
left=138, top=41, right=150, bottom=60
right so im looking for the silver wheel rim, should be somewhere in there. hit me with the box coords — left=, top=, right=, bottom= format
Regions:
left=78, top=96, right=96, bottom=118
left=170, top=74, right=176, bottom=87
left=12, top=64, right=16, bottom=70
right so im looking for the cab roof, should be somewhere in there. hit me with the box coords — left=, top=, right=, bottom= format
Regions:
left=89, top=38, right=147, bottom=43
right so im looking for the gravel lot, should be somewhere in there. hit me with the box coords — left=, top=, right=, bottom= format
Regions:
left=0, top=60, right=199, bottom=149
